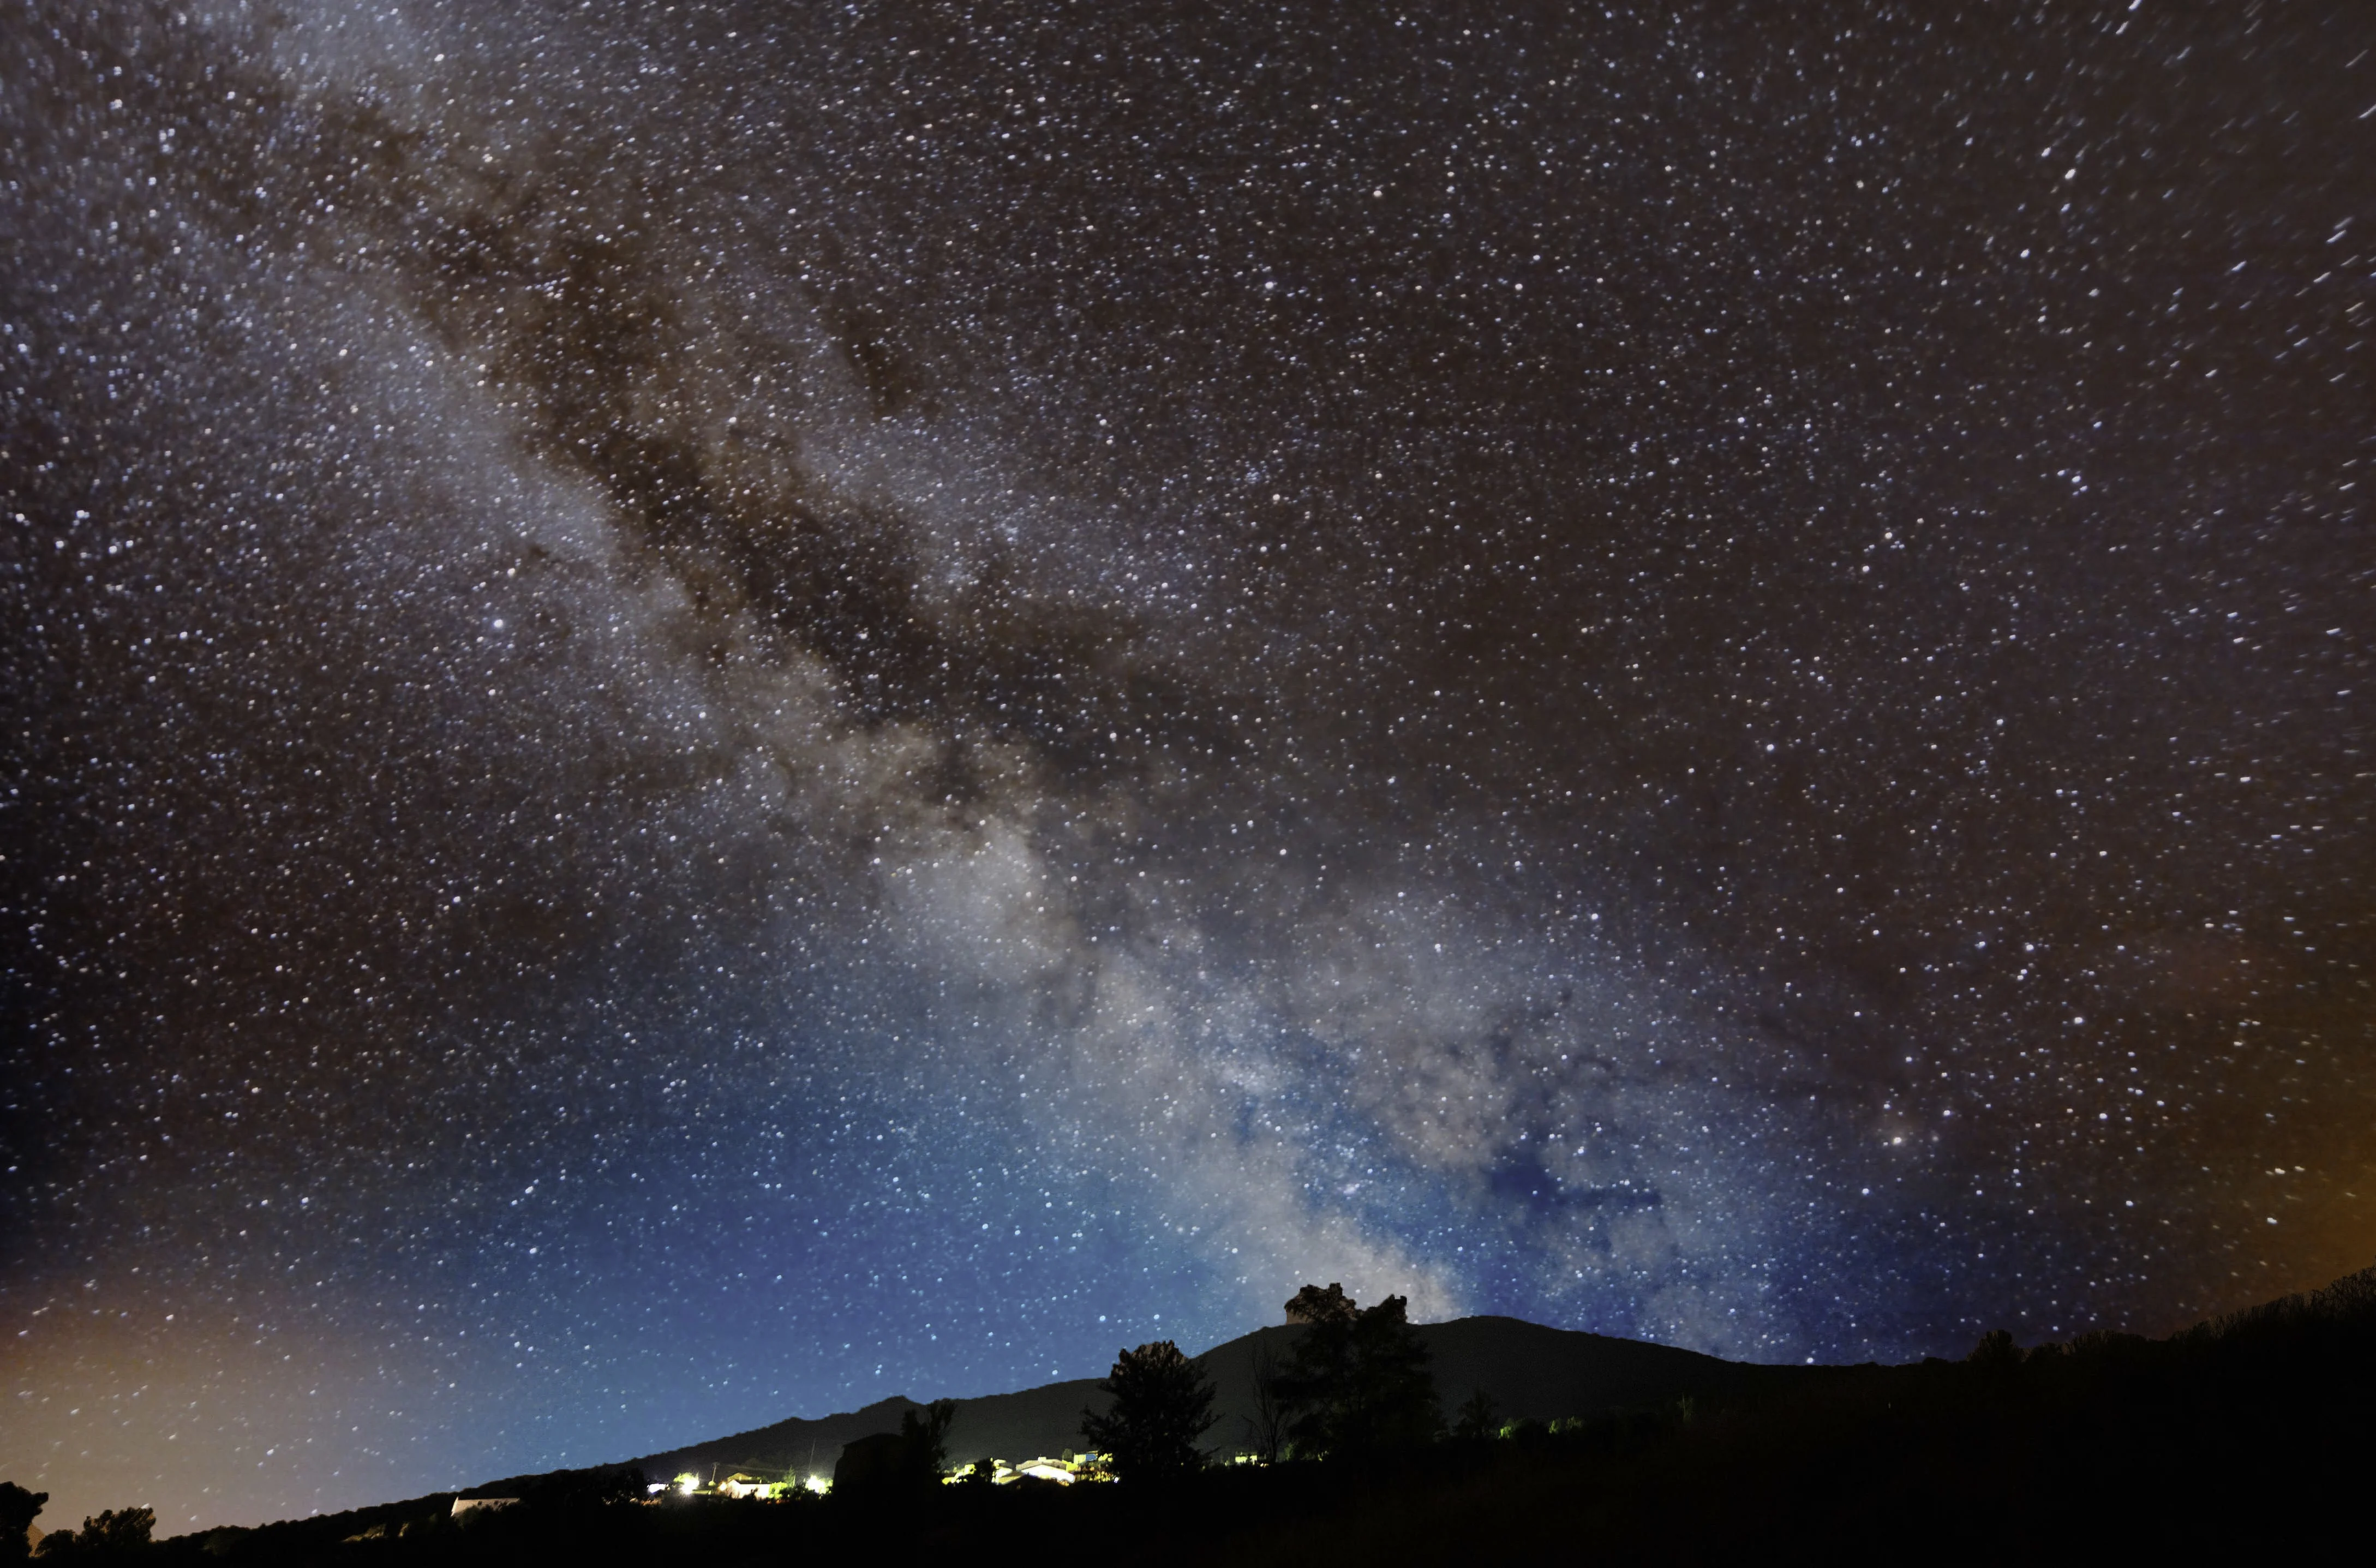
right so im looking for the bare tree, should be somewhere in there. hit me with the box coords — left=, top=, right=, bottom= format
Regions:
left=1244, top=1338, right=1298, bottom=1464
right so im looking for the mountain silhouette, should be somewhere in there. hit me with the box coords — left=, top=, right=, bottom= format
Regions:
left=624, top=1315, right=1822, bottom=1480
left=133, top=1265, right=2373, bottom=1563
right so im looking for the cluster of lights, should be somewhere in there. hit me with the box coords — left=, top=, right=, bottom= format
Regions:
left=655, top=1470, right=834, bottom=1499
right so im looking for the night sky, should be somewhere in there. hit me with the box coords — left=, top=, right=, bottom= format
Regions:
left=5, top=0, right=2372, bottom=1533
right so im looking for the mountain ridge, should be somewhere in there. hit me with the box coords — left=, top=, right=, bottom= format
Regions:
left=620, top=1313, right=1827, bottom=1481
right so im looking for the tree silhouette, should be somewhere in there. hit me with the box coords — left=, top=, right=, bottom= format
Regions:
left=32, top=1507, right=149, bottom=1564
left=1080, top=1340, right=1218, bottom=1480
left=1286, top=1282, right=1357, bottom=1330
left=0, top=1487, right=44, bottom=1566
left=1243, top=1338, right=1298, bottom=1464
left=1278, top=1284, right=1442, bottom=1461
left=1277, top=1283, right=1357, bottom=1459
left=900, top=1399, right=957, bottom=1477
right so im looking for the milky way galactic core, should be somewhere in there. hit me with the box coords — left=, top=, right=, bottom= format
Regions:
left=4, top=0, right=2371, bottom=1533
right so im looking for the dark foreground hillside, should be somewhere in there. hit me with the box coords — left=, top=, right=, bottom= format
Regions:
left=44, top=1266, right=2373, bottom=1565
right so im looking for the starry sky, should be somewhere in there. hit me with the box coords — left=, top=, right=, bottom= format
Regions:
left=4, top=0, right=2372, bottom=1534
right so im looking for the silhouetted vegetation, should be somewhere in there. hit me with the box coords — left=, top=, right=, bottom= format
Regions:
left=1, top=1486, right=46, bottom=1566
left=31, top=1508, right=152, bottom=1563
left=1079, top=1340, right=1218, bottom=1480
left=1241, top=1338, right=1295, bottom=1464
left=1274, top=1284, right=1443, bottom=1460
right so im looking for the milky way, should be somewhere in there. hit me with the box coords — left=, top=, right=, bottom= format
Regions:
left=4, top=0, right=2372, bottom=1532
